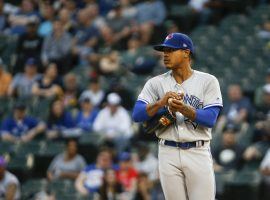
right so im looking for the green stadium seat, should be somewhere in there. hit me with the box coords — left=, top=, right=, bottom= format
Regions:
left=223, top=170, right=261, bottom=200
left=33, top=141, right=65, bottom=177
left=29, top=97, right=53, bottom=120
left=0, top=97, right=13, bottom=121
left=7, top=154, right=34, bottom=182
left=21, top=179, right=47, bottom=200
left=0, top=141, right=14, bottom=155
left=71, top=66, right=91, bottom=89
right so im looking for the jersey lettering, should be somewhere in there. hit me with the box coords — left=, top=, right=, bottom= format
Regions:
left=182, top=93, right=202, bottom=129
left=183, top=94, right=203, bottom=109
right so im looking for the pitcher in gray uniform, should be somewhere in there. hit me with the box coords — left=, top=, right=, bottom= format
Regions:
left=132, top=32, right=223, bottom=200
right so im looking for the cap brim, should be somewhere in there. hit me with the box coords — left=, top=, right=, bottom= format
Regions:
left=153, top=44, right=180, bottom=52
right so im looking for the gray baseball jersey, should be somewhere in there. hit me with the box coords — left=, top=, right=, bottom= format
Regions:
left=138, top=70, right=223, bottom=142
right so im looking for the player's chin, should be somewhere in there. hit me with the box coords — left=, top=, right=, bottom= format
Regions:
left=164, top=63, right=172, bottom=69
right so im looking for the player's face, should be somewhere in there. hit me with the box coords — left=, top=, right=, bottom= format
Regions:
left=163, top=48, right=186, bottom=69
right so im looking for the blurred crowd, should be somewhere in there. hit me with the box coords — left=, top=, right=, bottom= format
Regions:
left=0, top=0, right=269, bottom=200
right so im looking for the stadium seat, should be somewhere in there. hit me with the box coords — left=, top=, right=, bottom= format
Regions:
left=21, top=179, right=47, bottom=200
left=0, top=97, right=13, bottom=121
left=78, top=133, right=100, bottom=163
left=223, top=170, right=261, bottom=200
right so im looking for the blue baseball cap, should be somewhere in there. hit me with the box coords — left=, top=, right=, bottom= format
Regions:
left=118, top=152, right=131, bottom=161
left=25, top=58, right=37, bottom=66
left=154, top=33, right=195, bottom=54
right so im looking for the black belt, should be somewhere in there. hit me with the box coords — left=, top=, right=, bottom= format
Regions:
left=159, top=139, right=206, bottom=149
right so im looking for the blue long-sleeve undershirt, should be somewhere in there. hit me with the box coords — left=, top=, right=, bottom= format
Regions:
left=132, top=100, right=166, bottom=122
left=194, top=106, right=221, bottom=128
left=132, top=100, right=221, bottom=128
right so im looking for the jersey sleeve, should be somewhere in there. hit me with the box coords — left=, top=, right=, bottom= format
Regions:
left=1, top=118, right=12, bottom=133
left=137, top=79, right=159, bottom=104
left=27, top=117, right=39, bottom=129
left=203, top=76, right=223, bottom=109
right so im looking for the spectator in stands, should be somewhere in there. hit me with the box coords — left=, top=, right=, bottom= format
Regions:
left=0, top=156, right=21, bottom=200
left=116, top=152, right=138, bottom=195
left=41, top=19, right=72, bottom=74
left=243, top=127, right=270, bottom=163
left=32, top=63, right=63, bottom=99
left=0, top=58, right=12, bottom=97
left=0, top=0, right=8, bottom=32
left=216, top=84, right=252, bottom=133
left=121, top=35, right=157, bottom=75
left=85, top=3, right=106, bottom=30
left=15, top=20, right=43, bottom=73
left=257, top=20, right=270, bottom=40
left=133, top=172, right=152, bottom=200
left=58, top=8, right=76, bottom=34
left=79, top=78, right=105, bottom=108
left=98, top=50, right=121, bottom=75
left=76, top=96, right=99, bottom=133
left=185, top=0, right=215, bottom=27
left=97, top=168, right=124, bottom=200
left=118, top=0, right=137, bottom=20
left=135, top=0, right=166, bottom=44
left=75, top=147, right=114, bottom=197
left=254, top=84, right=270, bottom=121
left=62, top=73, right=81, bottom=109
left=97, top=0, right=116, bottom=16
left=96, top=25, right=118, bottom=54
left=133, top=142, right=158, bottom=182
left=47, top=139, right=86, bottom=181
left=165, top=20, right=180, bottom=34
left=200, top=0, right=227, bottom=25
left=105, top=2, right=132, bottom=50
left=254, top=68, right=270, bottom=106
left=72, top=8, right=99, bottom=66
left=46, top=99, right=78, bottom=139
left=1, top=102, right=46, bottom=143
left=8, top=0, right=39, bottom=35
left=106, top=80, right=135, bottom=110
left=59, top=0, right=77, bottom=20
left=93, top=93, right=133, bottom=151
left=8, top=58, right=40, bottom=99
left=260, top=148, right=270, bottom=200
left=135, top=0, right=166, bottom=26
left=253, top=84, right=270, bottom=142
left=212, top=125, right=244, bottom=172
left=38, top=3, right=55, bottom=37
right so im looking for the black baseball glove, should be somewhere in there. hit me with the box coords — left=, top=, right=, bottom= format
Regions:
left=143, top=107, right=176, bottom=134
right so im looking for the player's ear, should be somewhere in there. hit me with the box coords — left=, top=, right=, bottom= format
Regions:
left=183, top=50, right=190, bottom=58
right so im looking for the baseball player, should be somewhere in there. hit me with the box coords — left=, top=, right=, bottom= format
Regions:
left=132, top=33, right=223, bottom=200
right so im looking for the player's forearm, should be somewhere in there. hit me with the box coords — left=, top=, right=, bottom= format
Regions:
left=146, top=100, right=165, bottom=117
left=178, top=104, right=196, bottom=121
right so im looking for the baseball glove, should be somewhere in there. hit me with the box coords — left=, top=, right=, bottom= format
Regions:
left=143, top=107, right=176, bottom=134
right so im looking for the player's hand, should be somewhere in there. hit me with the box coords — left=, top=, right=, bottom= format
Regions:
left=158, top=92, right=180, bottom=107
left=168, top=98, right=185, bottom=114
